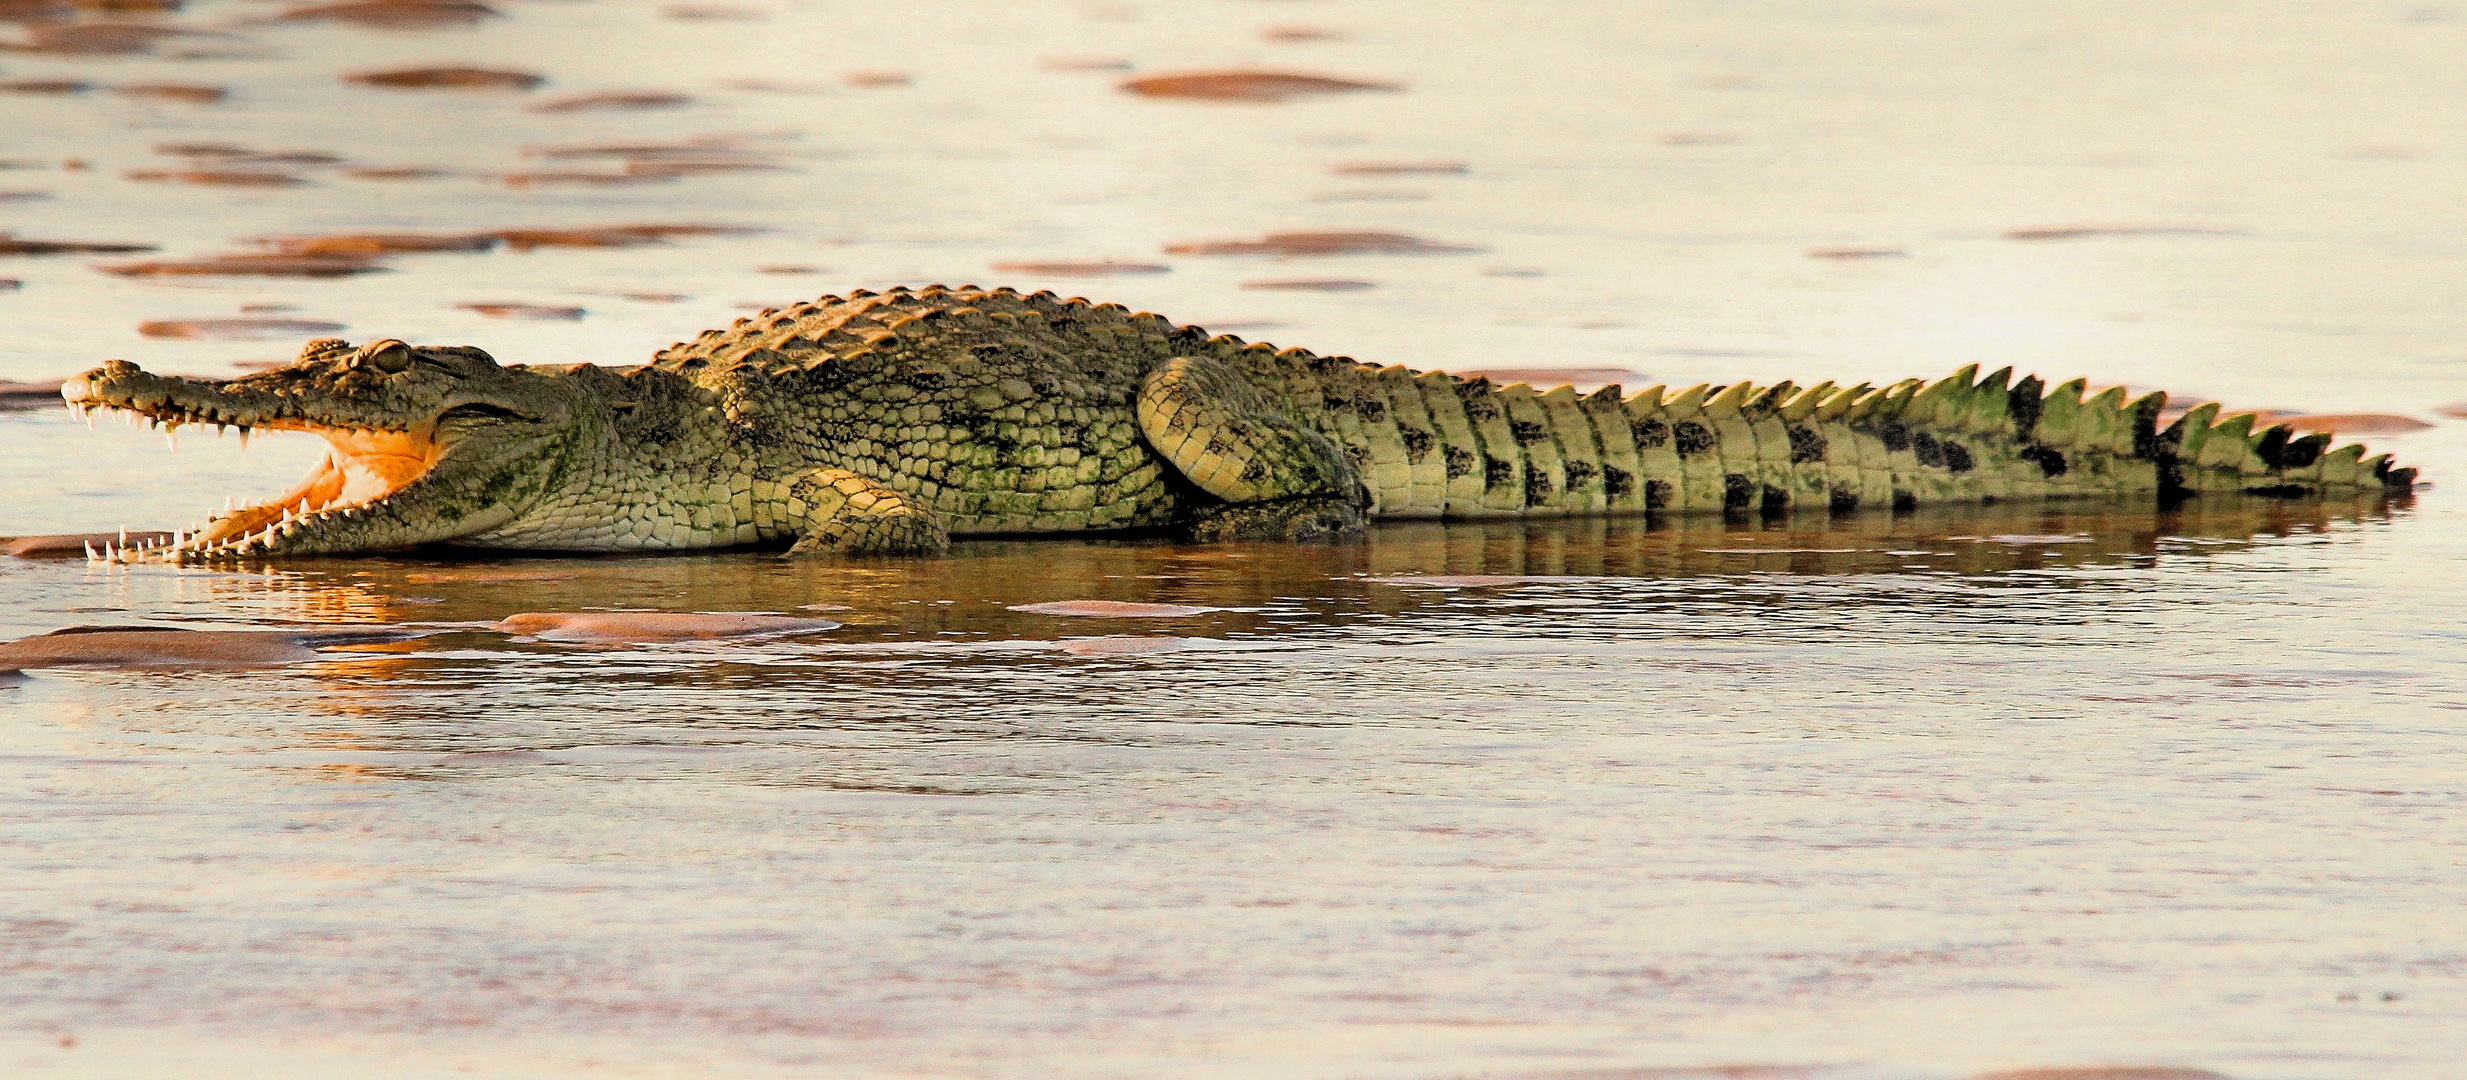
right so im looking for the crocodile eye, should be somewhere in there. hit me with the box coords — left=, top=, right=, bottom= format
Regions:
left=360, top=339, right=414, bottom=373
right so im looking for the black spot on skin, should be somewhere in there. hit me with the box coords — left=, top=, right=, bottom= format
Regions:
left=1523, top=469, right=1555, bottom=506
left=2007, top=377, right=2043, bottom=439
left=1444, top=445, right=1476, bottom=478
left=1562, top=460, right=1599, bottom=489
left=2157, top=454, right=2187, bottom=497
left=2258, top=426, right=2328, bottom=471
left=2020, top=444, right=2068, bottom=477
left=1602, top=465, right=1635, bottom=498
left=1456, top=379, right=1501, bottom=422
left=1891, top=488, right=1917, bottom=512
left=1873, top=421, right=1912, bottom=452
left=1673, top=421, right=1714, bottom=458
left=1399, top=427, right=1434, bottom=463
left=1722, top=473, right=1753, bottom=511
left=1940, top=441, right=1974, bottom=473
left=1508, top=419, right=1549, bottom=446
left=1630, top=418, right=1670, bottom=450
left=1354, top=397, right=1387, bottom=423
left=2131, top=397, right=2163, bottom=458
left=1743, top=386, right=1788, bottom=419
left=2253, top=424, right=2290, bottom=470
left=1759, top=486, right=1788, bottom=515
left=1645, top=478, right=1674, bottom=510
left=1483, top=456, right=1515, bottom=487
left=1911, top=432, right=1945, bottom=468
left=1241, top=459, right=1270, bottom=483
left=1829, top=484, right=1860, bottom=513
left=1786, top=424, right=1827, bottom=464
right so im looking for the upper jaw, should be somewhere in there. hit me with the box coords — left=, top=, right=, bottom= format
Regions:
left=61, top=360, right=420, bottom=437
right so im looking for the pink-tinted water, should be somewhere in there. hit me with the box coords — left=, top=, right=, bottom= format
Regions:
left=3, top=1, right=2464, bottom=1077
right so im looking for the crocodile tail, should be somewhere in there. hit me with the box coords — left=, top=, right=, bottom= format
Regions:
left=1271, top=357, right=2416, bottom=520
left=1552, top=366, right=2416, bottom=517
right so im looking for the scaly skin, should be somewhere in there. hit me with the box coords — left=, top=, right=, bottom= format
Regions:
left=60, top=284, right=2418, bottom=562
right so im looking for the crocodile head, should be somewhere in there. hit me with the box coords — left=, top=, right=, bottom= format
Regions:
left=63, top=337, right=588, bottom=560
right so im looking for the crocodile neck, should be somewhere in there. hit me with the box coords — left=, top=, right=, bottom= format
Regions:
left=461, top=365, right=778, bottom=551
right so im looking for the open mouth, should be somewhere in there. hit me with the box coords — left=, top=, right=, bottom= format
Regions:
left=64, top=395, right=443, bottom=562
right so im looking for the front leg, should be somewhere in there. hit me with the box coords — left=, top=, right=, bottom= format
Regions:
left=782, top=469, right=950, bottom=557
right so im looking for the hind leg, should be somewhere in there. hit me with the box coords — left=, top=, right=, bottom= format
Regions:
left=782, top=469, right=950, bottom=556
left=1137, top=357, right=1366, bottom=541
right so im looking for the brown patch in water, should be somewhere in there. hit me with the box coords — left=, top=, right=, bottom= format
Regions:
left=0, top=233, right=156, bottom=255
left=2259, top=412, right=2434, bottom=435
left=845, top=71, right=910, bottom=87
left=2, top=532, right=169, bottom=557
left=2004, top=224, right=2242, bottom=241
left=125, top=169, right=305, bottom=186
left=628, top=156, right=781, bottom=178
left=1331, top=161, right=1465, bottom=175
left=493, top=611, right=840, bottom=643
left=0, top=23, right=203, bottom=56
left=99, top=253, right=386, bottom=277
left=156, top=143, right=344, bottom=165
left=0, top=278, right=19, bottom=290
left=139, top=317, right=345, bottom=340
left=1121, top=70, right=1401, bottom=102
left=663, top=3, right=765, bottom=19
left=346, top=66, right=544, bottom=90
left=525, top=138, right=783, bottom=177
left=1262, top=26, right=1347, bottom=42
left=262, top=232, right=495, bottom=256
left=2, top=79, right=94, bottom=94
left=0, top=625, right=420, bottom=670
left=344, top=166, right=460, bottom=180
left=758, top=264, right=818, bottom=274
left=1165, top=230, right=1477, bottom=257
left=1809, top=246, right=1907, bottom=259
left=280, top=0, right=499, bottom=28
left=490, top=224, right=755, bottom=250
left=991, top=260, right=1171, bottom=277
left=457, top=302, right=584, bottom=320
left=530, top=90, right=692, bottom=112
left=1241, top=278, right=1374, bottom=292
left=0, top=381, right=66, bottom=409
left=618, top=291, right=689, bottom=302
left=501, top=170, right=680, bottom=187
left=1007, top=600, right=1212, bottom=618
left=0, top=191, right=49, bottom=201
left=113, top=83, right=227, bottom=103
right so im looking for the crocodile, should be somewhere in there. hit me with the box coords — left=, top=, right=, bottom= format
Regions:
left=59, top=284, right=2418, bottom=562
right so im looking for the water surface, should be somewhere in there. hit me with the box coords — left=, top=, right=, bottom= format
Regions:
left=3, top=1, right=2464, bottom=1076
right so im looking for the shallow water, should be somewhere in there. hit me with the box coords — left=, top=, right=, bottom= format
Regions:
left=3, top=1, right=2465, bottom=1077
